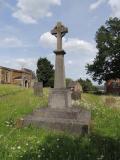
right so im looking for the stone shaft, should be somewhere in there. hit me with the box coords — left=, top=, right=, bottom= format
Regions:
left=49, top=22, right=71, bottom=109
left=57, top=33, right=62, bottom=50
left=54, top=51, right=66, bottom=89
left=51, top=22, right=68, bottom=89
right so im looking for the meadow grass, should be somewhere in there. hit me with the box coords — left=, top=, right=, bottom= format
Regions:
left=0, top=85, right=120, bottom=160
left=0, top=84, right=23, bottom=96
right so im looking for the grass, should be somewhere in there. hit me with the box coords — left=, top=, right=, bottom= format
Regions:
left=81, top=94, right=120, bottom=138
left=0, top=84, right=25, bottom=96
left=0, top=84, right=120, bottom=160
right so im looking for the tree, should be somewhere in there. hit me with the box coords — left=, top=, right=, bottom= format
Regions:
left=78, top=78, right=97, bottom=92
left=36, top=58, right=54, bottom=87
left=66, top=78, right=73, bottom=87
left=86, top=17, right=120, bottom=84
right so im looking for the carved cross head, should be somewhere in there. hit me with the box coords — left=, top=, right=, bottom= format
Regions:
left=51, top=22, right=68, bottom=38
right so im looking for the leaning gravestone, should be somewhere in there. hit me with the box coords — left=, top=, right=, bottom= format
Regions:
left=22, top=22, right=91, bottom=135
left=33, top=82, right=43, bottom=97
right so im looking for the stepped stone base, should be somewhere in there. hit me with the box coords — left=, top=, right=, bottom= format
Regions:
left=21, top=107, right=91, bottom=134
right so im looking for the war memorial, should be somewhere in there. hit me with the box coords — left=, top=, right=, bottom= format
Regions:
left=22, top=22, right=91, bottom=134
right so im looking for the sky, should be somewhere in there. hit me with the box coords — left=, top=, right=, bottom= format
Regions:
left=0, top=0, right=120, bottom=83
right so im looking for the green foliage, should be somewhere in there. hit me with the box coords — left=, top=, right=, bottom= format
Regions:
left=86, top=17, right=120, bottom=84
left=78, top=78, right=97, bottom=92
left=36, top=57, right=54, bottom=87
left=66, top=78, right=73, bottom=87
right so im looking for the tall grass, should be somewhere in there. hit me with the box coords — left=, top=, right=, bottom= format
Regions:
left=0, top=84, right=23, bottom=96
left=0, top=85, right=120, bottom=160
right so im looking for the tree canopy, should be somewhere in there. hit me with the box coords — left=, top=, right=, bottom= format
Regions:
left=78, top=78, right=97, bottom=92
left=36, top=58, right=54, bottom=87
left=86, top=17, right=120, bottom=84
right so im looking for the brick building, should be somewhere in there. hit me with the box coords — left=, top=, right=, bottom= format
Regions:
left=105, top=79, right=120, bottom=95
left=0, top=66, right=35, bottom=88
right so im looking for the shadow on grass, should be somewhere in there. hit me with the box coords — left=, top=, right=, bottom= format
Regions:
left=0, top=145, right=9, bottom=160
left=19, top=133, right=120, bottom=160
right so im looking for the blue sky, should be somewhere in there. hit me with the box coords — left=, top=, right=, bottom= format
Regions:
left=0, top=0, right=120, bottom=82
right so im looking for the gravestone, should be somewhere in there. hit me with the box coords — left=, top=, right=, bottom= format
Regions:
left=68, top=81, right=83, bottom=100
left=33, top=82, right=43, bottom=97
left=21, top=22, right=91, bottom=135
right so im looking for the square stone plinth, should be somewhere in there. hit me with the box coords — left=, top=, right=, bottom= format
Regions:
left=48, top=88, right=72, bottom=109
left=21, top=107, right=91, bottom=135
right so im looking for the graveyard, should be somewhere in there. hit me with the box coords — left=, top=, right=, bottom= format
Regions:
left=0, top=19, right=120, bottom=160
left=0, top=84, right=120, bottom=159
left=0, top=0, right=120, bottom=159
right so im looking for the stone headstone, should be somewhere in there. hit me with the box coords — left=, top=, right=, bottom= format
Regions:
left=68, top=81, right=83, bottom=100
left=33, top=82, right=43, bottom=96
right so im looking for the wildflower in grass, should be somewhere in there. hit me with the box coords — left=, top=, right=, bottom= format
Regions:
left=30, top=146, right=33, bottom=150
left=11, top=146, right=15, bottom=150
left=56, top=145, right=59, bottom=148
left=38, top=155, right=41, bottom=158
left=8, top=154, right=12, bottom=158
left=37, top=140, right=40, bottom=144
left=97, top=155, right=104, bottom=160
left=42, top=147, right=45, bottom=151
left=17, top=146, right=21, bottom=150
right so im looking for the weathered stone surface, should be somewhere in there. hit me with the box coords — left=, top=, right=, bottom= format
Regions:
left=71, top=91, right=81, bottom=100
left=34, top=82, right=43, bottom=97
left=51, top=22, right=68, bottom=51
left=23, top=107, right=91, bottom=135
left=48, top=88, right=72, bottom=109
left=54, top=50, right=66, bottom=89
left=48, top=22, right=72, bottom=109
left=51, top=22, right=68, bottom=89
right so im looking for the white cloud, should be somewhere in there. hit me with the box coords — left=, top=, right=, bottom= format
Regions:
left=40, top=32, right=97, bottom=54
left=0, top=37, right=23, bottom=48
left=64, top=38, right=97, bottom=53
left=90, top=0, right=120, bottom=18
left=0, top=57, right=37, bottom=71
left=16, top=58, right=36, bottom=68
left=13, top=0, right=61, bottom=24
left=108, top=0, right=120, bottom=17
left=89, top=0, right=105, bottom=10
left=40, top=32, right=56, bottom=48
left=65, top=60, right=73, bottom=68
left=67, top=60, right=73, bottom=65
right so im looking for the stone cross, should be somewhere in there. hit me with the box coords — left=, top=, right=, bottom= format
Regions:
left=51, top=22, right=68, bottom=51
left=51, top=22, right=68, bottom=89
